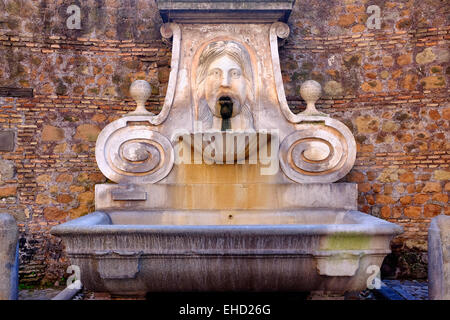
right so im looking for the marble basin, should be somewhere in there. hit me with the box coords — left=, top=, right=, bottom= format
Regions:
left=51, top=209, right=402, bottom=296
left=175, top=131, right=274, bottom=164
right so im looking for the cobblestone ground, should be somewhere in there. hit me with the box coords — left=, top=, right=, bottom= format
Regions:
left=379, top=280, right=429, bottom=300
left=18, top=280, right=429, bottom=300
left=18, top=288, right=62, bottom=300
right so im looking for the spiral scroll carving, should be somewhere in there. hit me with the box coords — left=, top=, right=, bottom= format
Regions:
left=160, top=23, right=174, bottom=39
left=271, top=22, right=290, bottom=39
left=96, top=116, right=174, bottom=184
left=279, top=118, right=356, bottom=183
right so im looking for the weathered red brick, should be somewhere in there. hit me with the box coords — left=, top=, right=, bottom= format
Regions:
left=358, top=183, right=371, bottom=193
left=399, top=171, right=415, bottom=183
left=41, top=125, right=64, bottom=142
left=372, top=184, right=382, bottom=193
left=88, top=172, right=106, bottom=183
left=424, top=204, right=442, bottom=217
left=56, top=173, right=73, bottom=183
left=400, top=195, right=412, bottom=205
left=57, top=194, right=73, bottom=204
left=376, top=195, right=395, bottom=205
left=404, top=206, right=422, bottom=218
left=392, top=207, right=402, bottom=218
left=0, top=186, right=17, bottom=197
left=414, top=194, right=430, bottom=204
left=381, top=206, right=391, bottom=218
left=432, top=193, right=448, bottom=203
left=397, top=53, right=412, bottom=66
left=44, top=207, right=67, bottom=221
left=422, top=182, right=442, bottom=193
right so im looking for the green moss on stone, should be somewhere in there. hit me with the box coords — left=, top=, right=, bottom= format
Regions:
left=112, top=74, right=122, bottom=84
left=394, top=112, right=409, bottom=121
left=55, top=80, right=67, bottom=95
left=343, top=55, right=362, bottom=69
left=88, top=88, right=99, bottom=95
left=291, top=72, right=301, bottom=82
left=356, top=135, right=367, bottom=143
left=63, top=115, right=79, bottom=122
left=301, top=62, right=314, bottom=72
left=63, top=76, right=75, bottom=84
left=31, top=57, right=42, bottom=66
left=6, top=17, right=19, bottom=30
left=125, top=60, right=140, bottom=70
left=323, top=233, right=371, bottom=250
left=434, top=76, right=445, bottom=86
left=430, top=66, right=441, bottom=73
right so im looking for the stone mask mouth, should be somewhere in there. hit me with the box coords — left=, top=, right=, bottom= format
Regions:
left=217, top=96, right=233, bottom=119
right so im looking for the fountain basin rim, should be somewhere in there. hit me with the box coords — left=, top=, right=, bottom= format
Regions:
left=51, top=211, right=403, bottom=236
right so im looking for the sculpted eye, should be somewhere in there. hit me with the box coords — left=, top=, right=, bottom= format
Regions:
left=230, top=69, right=241, bottom=78
left=208, top=69, right=221, bottom=78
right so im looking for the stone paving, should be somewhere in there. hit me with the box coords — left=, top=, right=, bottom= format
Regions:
left=18, top=288, right=62, bottom=300
left=377, top=280, right=429, bottom=300
left=18, top=280, right=429, bottom=300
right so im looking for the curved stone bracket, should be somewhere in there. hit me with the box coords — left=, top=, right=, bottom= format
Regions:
left=270, top=23, right=328, bottom=123
left=146, top=23, right=181, bottom=126
left=269, top=22, right=295, bottom=123
left=314, top=253, right=361, bottom=277
left=313, top=250, right=388, bottom=277
left=95, top=116, right=175, bottom=184
left=95, top=251, right=142, bottom=280
left=279, top=117, right=356, bottom=183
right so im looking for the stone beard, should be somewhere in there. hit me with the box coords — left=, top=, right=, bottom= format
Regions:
left=196, top=40, right=255, bottom=131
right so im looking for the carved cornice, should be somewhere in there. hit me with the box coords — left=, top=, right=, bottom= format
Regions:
left=156, top=0, right=295, bottom=23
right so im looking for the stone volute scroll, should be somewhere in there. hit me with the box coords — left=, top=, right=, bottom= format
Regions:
left=124, top=23, right=181, bottom=124
left=269, top=21, right=356, bottom=183
left=270, top=22, right=327, bottom=122
left=122, top=24, right=180, bottom=120
left=279, top=80, right=357, bottom=183
left=270, top=21, right=294, bottom=123
left=146, top=23, right=181, bottom=126
left=95, top=23, right=180, bottom=184
left=95, top=81, right=175, bottom=184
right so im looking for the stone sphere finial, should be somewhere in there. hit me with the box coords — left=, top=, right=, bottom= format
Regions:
left=300, top=80, right=325, bottom=116
left=127, top=80, right=154, bottom=116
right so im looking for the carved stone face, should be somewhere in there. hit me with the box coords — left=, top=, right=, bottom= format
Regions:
left=204, top=55, right=247, bottom=118
left=196, top=41, right=254, bottom=130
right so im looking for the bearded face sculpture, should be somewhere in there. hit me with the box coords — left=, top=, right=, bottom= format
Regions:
left=196, top=41, right=255, bottom=131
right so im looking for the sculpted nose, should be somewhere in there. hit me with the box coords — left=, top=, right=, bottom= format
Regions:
left=221, top=74, right=231, bottom=87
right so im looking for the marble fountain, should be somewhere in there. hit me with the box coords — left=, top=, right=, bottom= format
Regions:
left=51, top=0, right=402, bottom=297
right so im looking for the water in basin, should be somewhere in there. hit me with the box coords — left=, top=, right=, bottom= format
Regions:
left=106, top=209, right=357, bottom=226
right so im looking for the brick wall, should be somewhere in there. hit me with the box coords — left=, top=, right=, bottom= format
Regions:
left=281, top=0, right=449, bottom=278
left=0, top=0, right=448, bottom=283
